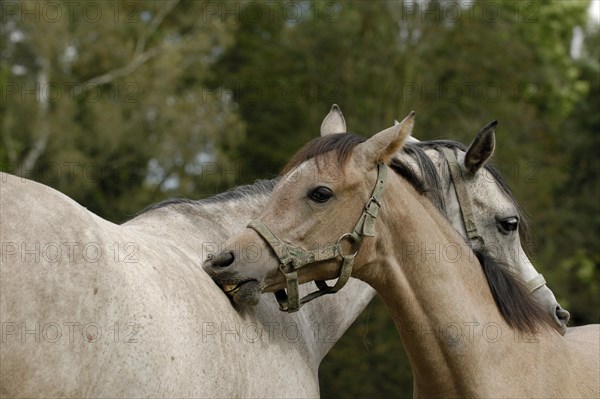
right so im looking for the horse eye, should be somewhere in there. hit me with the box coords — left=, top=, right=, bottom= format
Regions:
left=308, top=187, right=333, bottom=203
left=498, top=217, right=519, bottom=234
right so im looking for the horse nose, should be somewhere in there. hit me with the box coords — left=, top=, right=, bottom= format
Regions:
left=205, top=251, right=235, bottom=269
left=556, top=306, right=570, bottom=324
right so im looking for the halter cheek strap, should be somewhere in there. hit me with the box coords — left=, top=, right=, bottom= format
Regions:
left=525, top=273, right=546, bottom=292
left=441, top=147, right=546, bottom=294
left=441, top=147, right=483, bottom=249
left=247, top=162, right=388, bottom=313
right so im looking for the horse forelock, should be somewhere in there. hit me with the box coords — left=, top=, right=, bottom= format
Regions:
left=392, top=143, right=446, bottom=213
left=280, top=133, right=365, bottom=176
left=476, top=251, right=552, bottom=334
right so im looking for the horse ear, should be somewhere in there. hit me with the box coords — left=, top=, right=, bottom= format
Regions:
left=394, top=119, right=420, bottom=143
left=464, top=120, right=497, bottom=174
left=320, top=104, right=346, bottom=136
left=358, top=111, right=415, bottom=164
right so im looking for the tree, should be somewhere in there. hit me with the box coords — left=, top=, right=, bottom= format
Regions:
left=1, top=0, right=243, bottom=222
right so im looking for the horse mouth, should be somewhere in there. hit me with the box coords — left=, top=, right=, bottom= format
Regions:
left=220, top=280, right=261, bottom=305
left=222, top=282, right=246, bottom=296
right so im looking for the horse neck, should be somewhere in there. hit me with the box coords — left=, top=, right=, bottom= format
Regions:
left=356, top=172, right=523, bottom=396
left=125, top=193, right=375, bottom=362
left=124, top=196, right=269, bottom=255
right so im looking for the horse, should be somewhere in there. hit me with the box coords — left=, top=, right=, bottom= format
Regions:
left=204, top=113, right=599, bottom=397
left=0, top=107, right=569, bottom=396
left=0, top=173, right=373, bottom=397
left=323, top=105, right=569, bottom=333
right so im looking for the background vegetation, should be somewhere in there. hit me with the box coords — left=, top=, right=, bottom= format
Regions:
left=2, top=1, right=598, bottom=396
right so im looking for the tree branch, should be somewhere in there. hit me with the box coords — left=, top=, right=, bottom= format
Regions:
left=135, top=0, right=180, bottom=55
left=17, top=1, right=182, bottom=171
left=19, top=58, right=50, bottom=173
left=1, top=112, right=18, bottom=166
left=74, top=0, right=180, bottom=95
left=74, top=47, right=161, bottom=96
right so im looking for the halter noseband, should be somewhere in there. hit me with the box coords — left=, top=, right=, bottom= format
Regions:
left=247, top=162, right=388, bottom=312
left=441, top=147, right=546, bottom=293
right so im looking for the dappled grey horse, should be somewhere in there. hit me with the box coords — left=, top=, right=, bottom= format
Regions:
left=0, top=173, right=372, bottom=397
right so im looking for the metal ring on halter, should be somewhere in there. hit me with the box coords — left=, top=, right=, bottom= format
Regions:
left=278, top=262, right=290, bottom=273
left=336, top=233, right=359, bottom=258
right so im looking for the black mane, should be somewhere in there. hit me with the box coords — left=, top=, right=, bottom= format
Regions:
left=477, top=250, right=551, bottom=333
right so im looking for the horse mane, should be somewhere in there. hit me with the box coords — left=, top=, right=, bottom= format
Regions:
left=199, top=179, right=277, bottom=205
left=391, top=143, right=446, bottom=213
left=476, top=250, right=552, bottom=333
left=135, top=179, right=277, bottom=216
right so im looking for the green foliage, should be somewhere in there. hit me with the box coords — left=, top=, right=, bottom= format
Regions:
left=319, top=297, right=414, bottom=398
left=1, top=0, right=243, bottom=222
left=1, top=0, right=598, bottom=396
left=554, top=251, right=600, bottom=325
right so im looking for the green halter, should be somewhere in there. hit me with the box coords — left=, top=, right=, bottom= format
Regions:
left=247, top=162, right=388, bottom=312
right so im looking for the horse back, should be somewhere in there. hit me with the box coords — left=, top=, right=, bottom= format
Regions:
left=0, top=173, right=320, bottom=397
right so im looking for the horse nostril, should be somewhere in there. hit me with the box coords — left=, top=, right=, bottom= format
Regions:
left=211, top=251, right=235, bottom=268
left=556, top=306, right=570, bottom=323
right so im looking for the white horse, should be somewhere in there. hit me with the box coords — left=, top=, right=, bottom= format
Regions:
left=205, top=113, right=599, bottom=397
left=0, top=173, right=371, bottom=397
left=0, top=107, right=567, bottom=397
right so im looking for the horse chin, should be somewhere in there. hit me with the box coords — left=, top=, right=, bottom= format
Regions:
left=231, top=280, right=261, bottom=306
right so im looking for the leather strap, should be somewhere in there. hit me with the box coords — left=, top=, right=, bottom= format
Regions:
left=526, top=273, right=546, bottom=292
left=441, top=147, right=483, bottom=249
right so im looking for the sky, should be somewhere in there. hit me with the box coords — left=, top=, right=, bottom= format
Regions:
left=590, top=0, right=600, bottom=22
